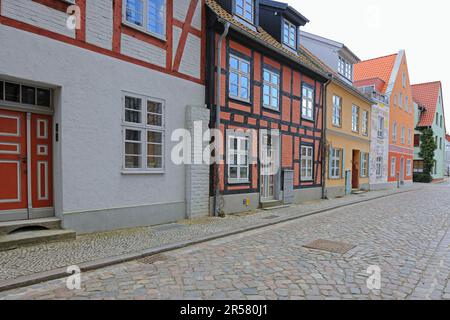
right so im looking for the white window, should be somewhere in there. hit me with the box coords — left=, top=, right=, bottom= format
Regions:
left=229, top=54, right=250, bottom=102
left=392, top=122, right=397, bottom=142
left=402, top=72, right=406, bottom=88
left=440, top=137, right=443, bottom=149
left=399, top=93, right=403, bottom=108
left=405, top=96, right=409, bottom=112
left=301, top=84, right=314, bottom=120
left=330, top=148, right=341, bottom=179
left=408, top=128, right=412, bottom=146
left=362, top=110, right=368, bottom=136
left=124, top=0, right=166, bottom=38
left=377, top=116, right=384, bottom=139
left=401, top=126, right=405, bottom=144
left=407, top=159, right=412, bottom=176
left=301, top=145, right=313, bottom=181
left=436, top=113, right=439, bottom=125
left=123, top=93, right=164, bottom=172
left=235, top=0, right=254, bottom=23
left=283, top=20, right=297, bottom=49
left=394, top=94, right=398, bottom=106
left=338, top=56, right=352, bottom=80
left=263, top=68, right=279, bottom=110
left=352, top=105, right=359, bottom=132
left=227, top=133, right=249, bottom=183
left=332, top=95, right=342, bottom=126
left=390, top=157, right=396, bottom=177
left=376, top=156, right=383, bottom=178
left=360, top=153, right=368, bottom=177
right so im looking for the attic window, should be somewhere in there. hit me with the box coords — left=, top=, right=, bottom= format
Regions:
left=283, top=20, right=297, bottom=49
left=235, top=0, right=254, bottom=24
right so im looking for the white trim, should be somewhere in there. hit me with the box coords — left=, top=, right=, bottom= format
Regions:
left=0, top=114, right=20, bottom=137
left=26, top=113, right=32, bottom=212
left=229, top=54, right=251, bottom=103
left=122, top=0, right=167, bottom=40
left=37, top=144, right=48, bottom=156
left=300, top=145, right=313, bottom=181
left=0, top=160, right=21, bottom=203
left=0, top=142, right=20, bottom=155
left=227, top=131, right=250, bottom=184
left=37, top=161, right=49, bottom=201
left=262, top=68, right=280, bottom=111
left=37, top=119, right=48, bottom=139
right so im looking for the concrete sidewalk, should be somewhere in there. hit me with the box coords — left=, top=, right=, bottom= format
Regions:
left=0, top=185, right=422, bottom=291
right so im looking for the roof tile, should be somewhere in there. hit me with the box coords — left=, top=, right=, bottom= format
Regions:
left=412, top=81, right=442, bottom=127
left=354, top=54, right=397, bottom=93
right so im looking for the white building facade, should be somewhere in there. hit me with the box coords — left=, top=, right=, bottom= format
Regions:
left=0, top=0, right=210, bottom=233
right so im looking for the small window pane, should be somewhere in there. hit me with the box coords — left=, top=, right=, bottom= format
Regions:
left=36, top=89, right=51, bottom=107
left=126, top=0, right=144, bottom=26
left=126, top=129, right=141, bottom=141
left=125, top=96, right=142, bottom=110
left=5, top=82, right=20, bottom=102
left=147, top=156, right=162, bottom=168
left=125, top=156, right=141, bottom=168
left=240, top=61, right=249, bottom=73
left=147, top=0, right=165, bottom=36
left=21, top=86, right=36, bottom=105
left=125, top=142, right=141, bottom=155
left=230, top=167, right=238, bottom=178
left=147, top=143, right=162, bottom=156
left=230, top=57, right=238, bottom=70
left=240, top=167, right=248, bottom=179
left=148, top=131, right=162, bottom=143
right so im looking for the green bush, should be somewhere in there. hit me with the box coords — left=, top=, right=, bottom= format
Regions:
left=413, top=173, right=432, bottom=183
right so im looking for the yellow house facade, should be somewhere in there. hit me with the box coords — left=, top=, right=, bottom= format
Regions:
left=325, top=80, right=373, bottom=198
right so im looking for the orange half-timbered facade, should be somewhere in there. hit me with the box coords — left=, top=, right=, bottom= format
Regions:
left=206, top=0, right=329, bottom=214
left=0, top=0, right=209, bottom=233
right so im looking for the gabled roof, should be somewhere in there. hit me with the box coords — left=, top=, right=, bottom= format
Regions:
left=205, top=0, right=329, bottom=79
left=354, top=53, right=398, bottom=93
left=300, top=45, right=374, bottom=105
left=412, top=81, right=442, bottom=127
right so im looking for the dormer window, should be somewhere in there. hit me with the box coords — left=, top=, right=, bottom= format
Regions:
left=283, top=20, right=297, bottom=49
left=338, top=56, right=352, bottom=81
left=235, top=0, right=254, bottom=24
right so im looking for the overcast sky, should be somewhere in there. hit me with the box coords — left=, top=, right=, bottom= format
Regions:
left=289, top=0, right=450, bottom=132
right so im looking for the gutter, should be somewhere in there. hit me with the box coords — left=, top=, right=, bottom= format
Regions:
left=213, top=19, right=230, bottom=217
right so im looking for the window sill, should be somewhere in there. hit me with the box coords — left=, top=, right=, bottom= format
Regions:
left=301, top=178, right=314, bottom=182
left=122, top=21, right=167, bottom=43
left=228, top=180, right=250, bottom=185
left=262, top=105, right=280, bottom=113
left=301, top=116, right=315, bottom=122
left=229, top=96, right=252, bottom=106
left=121, top=170, right=165, bottom=175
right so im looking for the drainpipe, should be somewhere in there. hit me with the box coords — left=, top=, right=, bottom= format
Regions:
left=214, top=20, right=230, bottom=217
left=322, top=75, right=332, bottom=199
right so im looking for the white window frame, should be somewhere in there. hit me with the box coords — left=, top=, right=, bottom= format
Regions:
left=262, top=68, right=280, bottom=111
left=330, top=148, right=341, bottom=179
left=283, top=19, right=297, bottom=49
left=338, top=56, right=352, bottom=80
left=332, top=95, right=342, bottom=127
left=352, top=105, right=359, bottom=132
left=377, top=116, right=384, bottom=139
left=408, top=128, right=412, bottom=146
left=393, top=121, right=397, bottom=142
left=301, top=84, right=314, bottom=121
left=406, top=159, right=412, bottom=176
left=376, top=156, right=383, bottom=178
left=360, top=153, right=368, bottom=177
left=122, top=92, right=165, bottom=173
left=227, top=132, right=250, bottom=184
left=123, top=0, right=167, bottom=40
left=362, top=110, right=369, bottom=136
left=229, top=54, right=251, bottom=102
left=390, top=157, right=396, bottom=177
left=399, top=93, right=403, bottom=109
left=401, top=126, right=405, bottom=144
left=300, top=145, right=313, bottom=181
left=235, top=0, right=254, bottom=24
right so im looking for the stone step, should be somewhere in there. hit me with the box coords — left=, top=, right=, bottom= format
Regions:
left=0, top=218, right=62, bottom=236
left=260, top=200, right=283, bottom=209
left=262, top=205, right=290, bottom=211
left=0, top=229, right=76, bottom=251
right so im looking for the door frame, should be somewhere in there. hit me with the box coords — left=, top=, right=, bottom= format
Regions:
left=259, top=130, right=281, bottom=202
left=0, top=104, right=55, bottom=222
left=352, top=149, right=360, bottom=190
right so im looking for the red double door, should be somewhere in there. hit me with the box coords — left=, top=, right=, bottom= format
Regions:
left=0, top=109, right=53, bottom=221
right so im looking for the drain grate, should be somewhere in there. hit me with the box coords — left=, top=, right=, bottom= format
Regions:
left=138, top=254, right=169, bottom=265
left=303, top=239, right=355, bottom=254
left=262, top=215, right=280, bottom=220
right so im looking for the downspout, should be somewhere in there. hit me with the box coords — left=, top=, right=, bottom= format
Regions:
left=322, top=75, right=332, bottom=199
left=214, top=20, right=230, bottom=217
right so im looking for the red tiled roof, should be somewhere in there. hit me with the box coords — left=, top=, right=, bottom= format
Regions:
left=412, top=81, right=442, bottom=127
left=354, top=54, right=397, bottom=93
left=446, top=134, right=450, bottom=143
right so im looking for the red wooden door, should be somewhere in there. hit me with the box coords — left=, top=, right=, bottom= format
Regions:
left=0, top=110, right=28, bottom=212
left=0, top=109, right=53, bottom=221
left=31, top=114, right=53, bottom=209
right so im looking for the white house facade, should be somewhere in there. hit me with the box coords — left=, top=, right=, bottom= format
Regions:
left=0, top=0, right=210, bottom=234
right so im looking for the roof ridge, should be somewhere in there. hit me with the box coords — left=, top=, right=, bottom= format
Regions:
left=411, top=81, right=442, bottom=87
left=358, top=53, right=397, bottom=64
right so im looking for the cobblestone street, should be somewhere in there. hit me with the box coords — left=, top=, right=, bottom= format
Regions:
left=1, top=182, right=450, bottom=300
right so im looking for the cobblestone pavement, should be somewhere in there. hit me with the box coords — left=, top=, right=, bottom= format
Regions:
left=0, top=185, right=418, bottom=282
left=1, top=182, right=450, bottom=300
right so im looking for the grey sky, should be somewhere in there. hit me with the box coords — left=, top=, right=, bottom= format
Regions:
left=290, top=0, right=450, bottom=132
